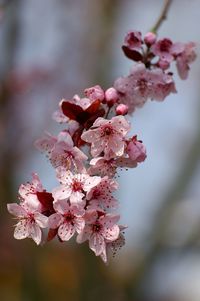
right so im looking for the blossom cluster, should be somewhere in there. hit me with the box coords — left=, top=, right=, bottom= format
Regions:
left=7, top=30, right=196, bottom=263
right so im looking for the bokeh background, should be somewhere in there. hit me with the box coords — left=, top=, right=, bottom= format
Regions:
left=1, top=0, right=200, bottom=300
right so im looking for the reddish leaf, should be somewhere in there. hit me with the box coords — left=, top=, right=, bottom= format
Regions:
left=122, top=45, right=143, bottom=62
left=61, top=99, right=104, bottom=126
left=37, top=191, right=54, bottom=216
left=61, top=101, right=84, bottom=121
left=47, top=228, right=58, bottom=242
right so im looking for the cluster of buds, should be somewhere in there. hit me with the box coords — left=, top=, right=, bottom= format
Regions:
left=7, top=30, right=196, bottom=263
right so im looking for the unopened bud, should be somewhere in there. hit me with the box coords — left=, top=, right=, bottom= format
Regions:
left=144, top=32, right=157, bottom=46
left=105, top=87, right=119, bottom=107
left=116, top=104, right=129, bottom=115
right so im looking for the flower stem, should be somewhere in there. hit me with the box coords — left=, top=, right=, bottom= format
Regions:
left=151, top=0, right=172, bottom=33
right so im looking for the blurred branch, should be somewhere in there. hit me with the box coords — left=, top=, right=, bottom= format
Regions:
left=151, top=0, right=172, bottom=33
left=125, top=99, right=200, bottom=299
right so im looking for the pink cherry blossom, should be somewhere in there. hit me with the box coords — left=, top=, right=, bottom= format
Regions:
left=124, top=31, right=143, bottom=51
left=18, top=173, right=44, bottom=211
left=126, top=135, right=146, bottom=162
left=114, top=63, right=176, bottom=113
left=48, top=200, right=85, bottom=241
left=84, top=85, right=105, bottom=102
left=52, top=167, right=101, bottom=205
left=151, top=38, right=184, bottom=63
left=81, top=116, right=130, bottom=159
left=7, top=202, right=48, bottom=245
left=35, top=131, right=87, bottom=171
left=176, top=42, right=196, bottom=79
left=100, top=225, right=127, bottom=263
left=77, top=210, right=120, bottom=257
left=86, top=176, right=118, bottom=210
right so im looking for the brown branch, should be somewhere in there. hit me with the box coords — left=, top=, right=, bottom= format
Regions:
left=151, top=0, right=173, bottom=33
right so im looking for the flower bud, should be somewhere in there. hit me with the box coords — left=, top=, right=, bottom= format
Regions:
left=105, top=87, right=119, bottom=107
left=116, top=104, right=129, bottom=115
left=144, top=32, right=157, bottom=46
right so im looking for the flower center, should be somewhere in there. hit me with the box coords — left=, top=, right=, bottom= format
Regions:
left=64, top=212, right=74, bottom=223
left=93, top=189, right=101, bottom=198
left=72, top=180, right=83, bottom=192
left=92, top=222, right=102, bottom=233
left=159, top=39, right=172, bottom=52
left=137, top=78, right=148, bottom=94
left=127, top=32, right=140, bottom=45
left=28, top=213, right=35, bottom=223
left=102, top=125, right=113, bottom=136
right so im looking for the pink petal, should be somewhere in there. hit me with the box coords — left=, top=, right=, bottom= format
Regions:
left=70, top=191, right=85, bottom=204
left=76, top=225, right=91, bottom=243
left=7, top=203, right=27, bottom=217
left=30, top=223, right=42, bottom=245
left=102, top=224, right=120, bottom=241
left=89, top=233, right=105, bottom=256
left=83, top=176, right=101, bottom=192
left=48, top=213, right=63, bottom=229
left=14, top=219, right=29, bottom=240
left=100, top=214, right=120, bottom=227
left=52, top=185, right=71, bottom=201
left=74, top=218, right=85, bottom=234
left=53, top=199, right=70, bottom=214
left=34, top=212, right=49, bottom=228
left=58, top=223, right=75, bottom=241
left=57, top=131, right=74, bottom=147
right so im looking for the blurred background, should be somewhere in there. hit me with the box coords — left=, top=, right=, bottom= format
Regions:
left=0, top=0, right=200, bottom=300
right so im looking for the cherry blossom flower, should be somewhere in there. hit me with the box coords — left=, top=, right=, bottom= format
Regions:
left=7, top=202, right=48, bottom=245
left=126, top=135, right=146, bottom=162
left=114, top=63, right=176, bottom=113
left=176, top=42, right=196, bottom=79
left=122, top=31, right=143, bottom=62
left=18, top=173, right=44, bottom=211
left=86, top=177, right=118, bottom=210
left=35, top=131, right=87, bottom=171
left=124, top=31, right=143, bottom=51
left=151, top=38, right=184, bottom=63
left=100, top=225, right=127, bottom=263
left=81, top=116, right=130, bottom=159
left=48, top=200, right=85, bottom=241
left=52, top=167, right=101, bottom=205
left=84, top=85, right=105, bottom=102
left=77, top=210, right=120, bottom=257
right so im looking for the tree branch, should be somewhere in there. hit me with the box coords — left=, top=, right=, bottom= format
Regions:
left=151, top=0, right=172, bottom=33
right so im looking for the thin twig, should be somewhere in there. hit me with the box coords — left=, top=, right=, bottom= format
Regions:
left=151, top=0, right=172, bottom=33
